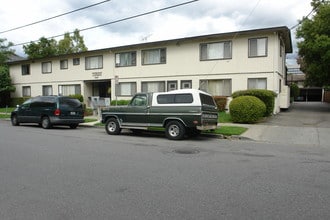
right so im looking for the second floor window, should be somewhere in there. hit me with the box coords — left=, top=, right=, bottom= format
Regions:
left=249, top=37, right=268, bottom=57
left=42, top=61, right=52, bottom=74
left=60, top=59, right=68, bottom=69
left=21, top=64, right=30, bottom=75
left=142, top=48, right=166, bottom=65
left=115, top=52, right=136, bottom=67
left=200, top=41, right=232, bottom=60
left=85, top=55, right=103, bottom=70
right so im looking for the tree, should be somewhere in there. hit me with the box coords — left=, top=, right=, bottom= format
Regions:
left=24, top=29, right=88, bottom=58
left=296, top=0, right=330, bottom=87
left=0, top=38, right=16, bottom=106
left=58, top=29, right=88, bottom=55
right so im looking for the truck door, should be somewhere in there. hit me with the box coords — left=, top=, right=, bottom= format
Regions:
left=124, top=94, right=149, bottom=126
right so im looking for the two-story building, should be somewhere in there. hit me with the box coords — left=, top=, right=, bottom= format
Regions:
left=8, top=26, right=292, bottom=113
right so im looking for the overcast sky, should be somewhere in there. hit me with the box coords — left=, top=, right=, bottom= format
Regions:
left=0, top=0, right=312, bottom=63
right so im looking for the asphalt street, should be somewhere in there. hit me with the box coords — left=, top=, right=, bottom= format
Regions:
left=1, top=112, right=330, bottom=219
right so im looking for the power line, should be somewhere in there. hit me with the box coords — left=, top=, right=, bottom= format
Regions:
left=12, top=0, right=199, bottom=47
left=290, top=7, right=316, bottom=30
left=0, top=0, right=111, bottom=34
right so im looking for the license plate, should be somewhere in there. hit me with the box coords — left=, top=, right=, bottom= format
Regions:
left=70, top=112, right=76, bottom=115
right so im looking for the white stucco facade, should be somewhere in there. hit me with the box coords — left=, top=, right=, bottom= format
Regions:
left=9, top=26, right=292, bottom=113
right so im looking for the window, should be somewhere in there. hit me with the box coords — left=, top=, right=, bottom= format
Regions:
left=85, top=55, right=103, bottom=69
left=60, top=59, right=68, bottom=69
left=142, top=48, right=166, bottom=65
left=248, top=78, right=267, bottom=89
left=21, top=64, right=30, bottom=75
left=59, top=84, right=81, bottom=96
left=157, top=94, right=193, bottom=104
left=73, top=58, right=80, bottom=65
left=131, top=94, right=147, bottom=106
left=22, top=86, right=31, bottom=97
left=117, top=82, right=137, bottom=96
left=199, top=79, right=232, bottom=96
left=42, top=61, right=52, bottom=73
left=115, top=52, right=136, bottom=67
left=167, top=81, right=177, bottom=91
left=181, top=80, right=192, bottom=89
left=200, top=41, right=232, bottom=60
left=249, top=37, right=268, bottom=57
left=141, top=81, right=165, bottom=93
left=42, top=85, right=53, bottom=96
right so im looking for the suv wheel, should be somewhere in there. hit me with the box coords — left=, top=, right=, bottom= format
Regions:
left=41, top=116, right=52, bottom=129
left=165, top=121, right=186, bottom=140
left=11, top=115, right=19, bottom=126
left=105, top=118, right=121, bottom=135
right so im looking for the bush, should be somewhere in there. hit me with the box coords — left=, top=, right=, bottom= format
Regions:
left=229, top=96, right=266, bottom=123
left=68, top=94, right=84, bottom=102
left=213, top=96, right=227, bottom=111
left=290, top=83, right=299, bottom=99
left=110, top=99, right=131, bottom=106
left=232, top=89, right=276, bottom=116
left=10, top=97, right=30, bottom=107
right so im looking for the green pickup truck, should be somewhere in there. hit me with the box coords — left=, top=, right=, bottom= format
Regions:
left=101, top=89, right=218, bottom=140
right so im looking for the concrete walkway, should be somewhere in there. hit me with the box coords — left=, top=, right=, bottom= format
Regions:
left=238, top=102, right=330, bottom=146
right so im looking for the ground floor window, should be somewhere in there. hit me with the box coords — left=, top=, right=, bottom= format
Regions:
left=167, top=81, right=177, bottom=91
left=141, top=81, right=165, bottom=93
left=59, top=84, right=81, bottom=96
left=117, top=82, right=136, bottom=96
left=248, top=78, right=267, bottom=89
left=42, top=85, right=53, bottom=96
left=199, top=79, right=232, bottom=96
left=181, top=80, right=192, bottom=89
left=22, top=86, right=31, bottom=97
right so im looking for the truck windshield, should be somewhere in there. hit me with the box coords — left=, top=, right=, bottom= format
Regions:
left=200, top=93, right=216, bottom=106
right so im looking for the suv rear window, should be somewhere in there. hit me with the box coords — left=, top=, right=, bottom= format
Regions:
left=200, top=93, right=216, bottom=106
left=59, top=97, right=82, bottom=108
left=157, top=94, right=193, bottom=104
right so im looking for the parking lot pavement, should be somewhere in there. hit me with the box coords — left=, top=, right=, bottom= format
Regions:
left=239, top=102, right=330, bottom=146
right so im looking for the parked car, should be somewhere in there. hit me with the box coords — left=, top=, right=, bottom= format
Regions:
left=11, top=96, right=84, bottom=129
left=101, top=89, right=219, bottom=140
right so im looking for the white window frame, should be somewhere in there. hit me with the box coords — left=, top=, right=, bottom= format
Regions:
left=115, top=51, right=136, bottom=67
left=85, top=55, right=103, bottom=70
left=59, top=84, right=81, bottom=96
left=142, top=48, right=166, bottom=65
left=181, top=80, right=192, bottom=89
left=248, top=37, right=268, bottom=57
left=42, top=61, right=52, bottom=74
left=117, top=82, right=137, bottom=96
left=248, top=78, right=267, bottom=89
left=199, top=79, right=232, bottom=96
left=167, top=81, right=177, bottom=91
left=141, top=81, right=165, bottom=93
left=200, top=41, right=232, bottom=60
left=22, top=86, right=31, bottom=97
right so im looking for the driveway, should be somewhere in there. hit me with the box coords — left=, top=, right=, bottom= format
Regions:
left=239, top=102, right=330, bottom=146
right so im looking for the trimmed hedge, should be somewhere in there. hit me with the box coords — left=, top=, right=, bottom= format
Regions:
left=10, top=97, right=30, bottom=107
left=68, top=94, right=84, bottom=102
left=110, top=99, right=131, bottom=106
left=229, top=96, right=266, bottom=123
left=232, top=89, right=276, bottom=116
left=213, top=96, right=227, bottom=111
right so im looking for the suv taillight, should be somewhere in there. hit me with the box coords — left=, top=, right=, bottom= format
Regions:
left=54, top=109, right=61, bottom=116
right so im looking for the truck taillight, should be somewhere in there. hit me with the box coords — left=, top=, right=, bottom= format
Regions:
left=54, top=109, right=61, bottom=116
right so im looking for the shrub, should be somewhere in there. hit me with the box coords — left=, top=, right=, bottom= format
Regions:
left=213, top=96, right=227, bottom=111
left=229, top=96, right=266, bottom=123
left=110, top=99, right=131, bottom=106
left=10, top=97, right=30, bottom=107
left=68, top=94, right=84, bottom=102
left=232, top=89, right=276, bottom=116
left=290, top=83, right=299, bottom=99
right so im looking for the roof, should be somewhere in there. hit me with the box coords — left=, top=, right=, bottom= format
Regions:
left=7, top=26, right=292, bottom=64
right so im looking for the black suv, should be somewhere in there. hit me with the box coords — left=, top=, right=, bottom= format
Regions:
left=11, top=96, right=84, bottom=129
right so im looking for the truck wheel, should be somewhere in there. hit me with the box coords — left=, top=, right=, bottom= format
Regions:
left=165, top=121, right=186, bottom=140
left=41, top=116, right=52, bottom=129
left=105, top=118, right=121, bottom=135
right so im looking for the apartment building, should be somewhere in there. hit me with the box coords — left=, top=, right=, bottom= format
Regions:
left=8, top=26, right=292, bottom=113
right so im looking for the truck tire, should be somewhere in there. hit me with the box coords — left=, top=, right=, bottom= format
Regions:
left=165, top=121, right=186, bottom=140
left=105, top=118, right=121, bottom=135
